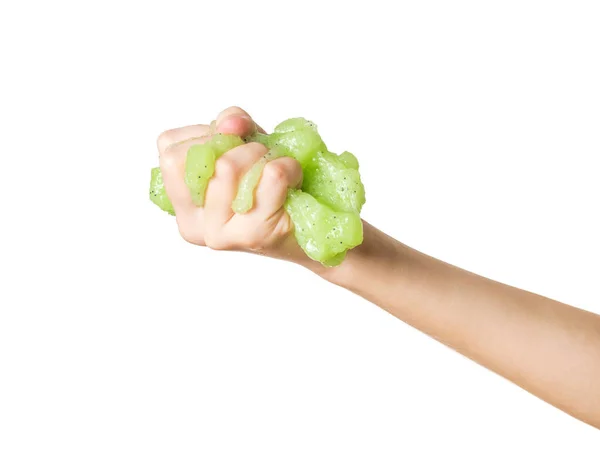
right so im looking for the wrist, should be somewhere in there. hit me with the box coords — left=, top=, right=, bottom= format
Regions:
left=269, top=220, right=409, bottom=298
left=311, top=221, right=406, bottom=292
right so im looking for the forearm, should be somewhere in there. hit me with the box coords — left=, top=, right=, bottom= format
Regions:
left=319, top=221, right=600, bottom=428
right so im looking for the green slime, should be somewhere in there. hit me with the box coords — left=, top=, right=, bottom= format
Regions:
left=150, top=118, right=366, bottom=266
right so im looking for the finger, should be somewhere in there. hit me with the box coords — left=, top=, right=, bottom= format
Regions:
left=204, top=142, right=269, bottom=227
left=158, top=136, right=210, bottom=216
left=157, top=124, right=210, bottom=154
left=215, top=106, right=266, bottom=136
left=253, top=157, right=303, bottom=218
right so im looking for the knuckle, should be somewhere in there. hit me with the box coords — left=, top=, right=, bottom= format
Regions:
left=244, top=142, right=268, bottom=153
left=178, top=227, right=196, bottom=244
left=159, top=150, right=178, bottom=172
left=177, top=222, right=201, bottom=245
left=263, top=161, right=288, bottom=185
left=251, top=143, right=270, bottom=159
left=214, top=156, right=238, bottom=180
left=204, top=233, right=227, bottom=251
left=157, top=130, right=175, bottom=154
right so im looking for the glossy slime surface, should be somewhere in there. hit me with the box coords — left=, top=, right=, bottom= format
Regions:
left=150, top=118, right=366, bottom=266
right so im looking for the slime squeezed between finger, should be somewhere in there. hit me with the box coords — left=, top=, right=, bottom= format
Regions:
left=150, top=118, right=366, bottom=266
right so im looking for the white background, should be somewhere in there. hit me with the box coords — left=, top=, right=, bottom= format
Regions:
left=1, top=0, right=599, bottom=448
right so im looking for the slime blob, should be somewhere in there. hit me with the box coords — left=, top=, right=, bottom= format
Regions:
left=150, top=118, right=366, bottom=266
left=185, top=134, right=245, bottom=207
left=149, top=167, right=175, bottom=215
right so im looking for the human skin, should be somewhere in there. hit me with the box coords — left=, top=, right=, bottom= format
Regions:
left=157, top=106, right=600, bottom=429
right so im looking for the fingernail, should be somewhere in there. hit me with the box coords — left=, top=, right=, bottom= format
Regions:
left=216, top=113, right=248, bottom=127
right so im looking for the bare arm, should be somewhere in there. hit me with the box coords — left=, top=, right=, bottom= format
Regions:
left=158, top=106, right=600, bottom=430
left=310, top=221, right=600, bottom=429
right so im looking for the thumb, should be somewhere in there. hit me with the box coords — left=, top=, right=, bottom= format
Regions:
left=214, top=106, right=265, bottom=137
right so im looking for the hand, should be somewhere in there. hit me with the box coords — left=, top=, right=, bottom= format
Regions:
left=158, top=107, right=600, bottom=429
left=156, top=106, right=315, bottom=266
